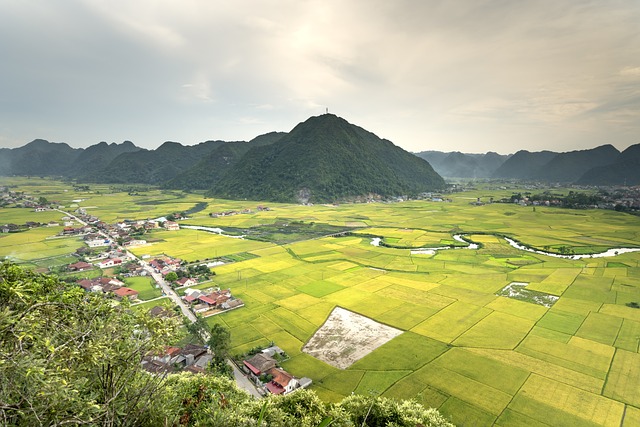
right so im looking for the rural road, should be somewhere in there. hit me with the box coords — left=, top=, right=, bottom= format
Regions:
left=55, top=208, right=262, bottom=397
left=136, top=258, right=198, bottom=322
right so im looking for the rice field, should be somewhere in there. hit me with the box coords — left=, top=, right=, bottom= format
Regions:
left=3, top=178, right=640, bottom=426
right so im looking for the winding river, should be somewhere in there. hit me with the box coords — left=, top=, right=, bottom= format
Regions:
left=180, top=225, right=245, bottom=239
left=184, top=225, right=639, bottom=259
left=503, top=237, right=640, bottom=259
left=371, top=234, right=640, bottom=259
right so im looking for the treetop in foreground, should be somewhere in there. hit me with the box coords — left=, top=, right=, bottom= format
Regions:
left=0, top=262, right=453, bottom=426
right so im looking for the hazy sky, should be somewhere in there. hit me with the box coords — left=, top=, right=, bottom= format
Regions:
left=1, top=1, right=638, bottom=154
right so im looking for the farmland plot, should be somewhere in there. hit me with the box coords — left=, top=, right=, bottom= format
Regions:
left=4, top=179, right=640, bottom=426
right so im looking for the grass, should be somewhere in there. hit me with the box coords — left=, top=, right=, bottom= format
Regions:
left=4, top=178, right=640, bottom=426
left=603, top=349, right=640, bottom=407
left=413, top=363, right=513, bottom=415
left=411, top=301, right=491, bottom=343
left=453, top=311, right=534, bottom=349
left=574, top=312, right=623, bottom=346
left=349, top=332, right=448, bottom=371
left=124, top=276, right=163, bottom=300
left=353, top=370, right=411, bottom=396
left=516, top=374, right=625, bottom=426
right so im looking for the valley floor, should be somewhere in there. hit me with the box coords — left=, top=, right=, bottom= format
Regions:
left=2, top=178, right=640, bottom=426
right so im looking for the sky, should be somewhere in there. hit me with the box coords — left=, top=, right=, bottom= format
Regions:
left=0, top=1, right=638, bottom=154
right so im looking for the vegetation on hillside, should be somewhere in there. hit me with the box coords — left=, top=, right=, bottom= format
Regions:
left=210, top=114, right=446, bottom=203
left=0, top=262, right=453, bottom=426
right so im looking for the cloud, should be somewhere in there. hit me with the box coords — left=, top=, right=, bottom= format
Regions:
left=0, top=0, right=638, bottom=153
left=620, top=66, right=640, bottom=77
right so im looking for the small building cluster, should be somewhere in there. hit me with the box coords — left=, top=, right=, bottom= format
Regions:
left=241, top=346, right=311, bottom=396
left=142, top=344, right=212, bottom=375
left=208, top=207, right=260, bottom=218
left=148, top=256, right=182, bottom=275
left=183, top=287, right=244, bottom=316
left=76, top=276, right=139, bottom=301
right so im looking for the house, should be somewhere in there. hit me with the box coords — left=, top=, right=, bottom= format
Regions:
left=142, top=344, right=209, bottom=375
left=97, top=277, right=125, bottom=287
left=221, top=299, right=244, bottom=310
left=68, top=261, right=93, bottom=271
left=265, top=368, right=299, bottom=395
left=113, top=287, right=139, bottom=301
left=186, top=354, right=213, bottom=374
left=124, top=239, right=146, bottom=247
left=192, top=303, right=210, bottom=313
left=165, top=258, right=182, bottom=270
left=149, top=306, right=175, bottom=318
left=176, top=277, right=197, bottom=287
left=78, top=279, right=101, bottom=292
left=261, top=346, right=285, bottom=358
left=144, top=220, right=160, bottom=229
left=164, top=221, right=180, bottom=231
left=198, top=295, right=217, bottom=306
left=298, top=377, right=312, bottom=389
left=183, top=293, right=199, bottom=304
left=101, top=282, right=121, bottom=293
left=63, top=227, right=79, bottom=235
left=86, top=238, right=111, bottom=248
left=97, top=258, right=123, bottom=269
left=243, top=353, right=277, bottom=377
left=149, top=259, right=164, bottom=271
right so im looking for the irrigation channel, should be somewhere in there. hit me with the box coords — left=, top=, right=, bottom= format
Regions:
left=371, top=234, right=640, bottom=259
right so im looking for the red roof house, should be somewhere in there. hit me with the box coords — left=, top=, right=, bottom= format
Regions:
left=113, top=287, right=139, bottom=300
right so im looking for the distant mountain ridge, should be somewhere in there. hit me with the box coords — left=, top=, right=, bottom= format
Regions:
left=414, top=151, right=511, bottom=178
left=492, top=145, right=620, bottom=182
left=0, top=115, right=445, bottom=202
left=1, top=120, right=637, bottom=192
left=418, top=143, right=636, bottom=186
left=576, top=144, right=640, bottom=186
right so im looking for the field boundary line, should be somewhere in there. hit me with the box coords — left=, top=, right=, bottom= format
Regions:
left=601, top=347, right=617, bottom=395
left=494, top=372, right=532, bottom=423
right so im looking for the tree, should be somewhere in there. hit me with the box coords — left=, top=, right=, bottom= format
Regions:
left=0, top=263, right=453, bottom=426
left=207, top=324, right=232, bottom=377
left=0, top=261, right=181, bottom=426
left=165, top=271, right=178, bottom=282
left=207, top=324, right=230, bottom=357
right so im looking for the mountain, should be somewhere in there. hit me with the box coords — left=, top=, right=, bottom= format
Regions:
left=67, top=141, right=141, bottom=178
left=531, top=145, right=620, bottom=182
left=577, top=143, right=640, bottom=186
left=0, top=139, right=82, bottom=176
left=0, top=139, right=140, bottom=178
left=415, top=151, right=510, bottom=178
left=83, top=140, right=230, bottom=184
left=164, top=132, right=286, bottom=190
left=491, top=145, right=622, bottom=182
left=491, top=150, right=558, bottom=179
left=209, top=114, right=445, bottom=203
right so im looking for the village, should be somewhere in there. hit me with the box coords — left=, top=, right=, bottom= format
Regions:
left=0, top=189, right=312, bottom=398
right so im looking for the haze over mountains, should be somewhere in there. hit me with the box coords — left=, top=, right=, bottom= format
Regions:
left=1, top=115, right=639, bottom=201
left=416, top=144, right=639, bottom=185
left=0, top=115, right=445, bottom=203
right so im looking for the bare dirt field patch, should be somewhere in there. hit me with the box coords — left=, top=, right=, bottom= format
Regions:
left=303, top=307, right=403, bottom=369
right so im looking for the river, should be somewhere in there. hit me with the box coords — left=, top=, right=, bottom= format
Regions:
left=180, top=225, right=245, bottom=239
left=370, top=234, right=640, bottom=259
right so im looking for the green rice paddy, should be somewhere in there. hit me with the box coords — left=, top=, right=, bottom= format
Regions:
left=2, top=178, right=640, bottom=426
